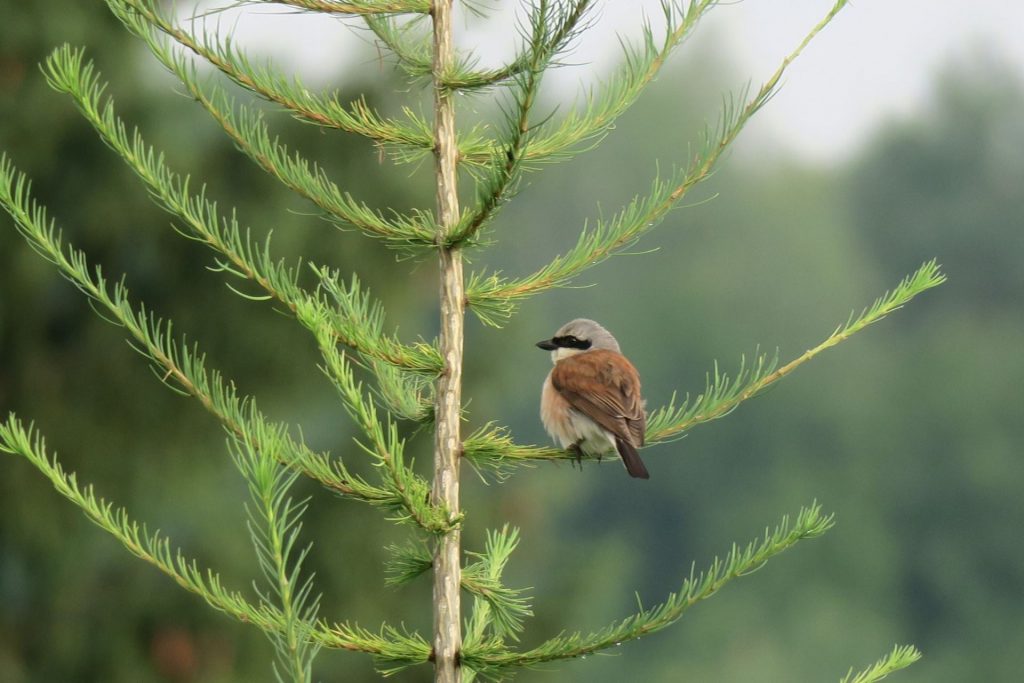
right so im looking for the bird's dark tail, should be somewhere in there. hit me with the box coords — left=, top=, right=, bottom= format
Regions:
left=615, top=437, right=650, bottom=479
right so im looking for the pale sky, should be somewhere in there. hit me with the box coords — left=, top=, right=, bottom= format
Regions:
left=184, top=1, right=1024, bottom=162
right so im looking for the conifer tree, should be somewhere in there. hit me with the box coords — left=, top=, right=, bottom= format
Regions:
left=0, top=1, right=941, bottom=681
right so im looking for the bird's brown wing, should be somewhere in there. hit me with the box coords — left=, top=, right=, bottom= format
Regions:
left=551, top=349, right=646, bottom=447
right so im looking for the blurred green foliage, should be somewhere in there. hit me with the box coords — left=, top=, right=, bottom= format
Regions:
left=2, top=4, right=1022, bottom=682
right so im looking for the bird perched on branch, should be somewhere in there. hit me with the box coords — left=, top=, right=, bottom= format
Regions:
left=537, top=319, right=649, bottom=479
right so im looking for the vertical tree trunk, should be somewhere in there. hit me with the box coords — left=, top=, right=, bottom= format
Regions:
left=431, top=1, right=463, bottom=682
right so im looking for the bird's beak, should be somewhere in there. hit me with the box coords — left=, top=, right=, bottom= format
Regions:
left=536, top=339, right=558, bottom=351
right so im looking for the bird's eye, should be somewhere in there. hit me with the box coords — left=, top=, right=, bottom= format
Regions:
left=564, top=336, right=577, bottom=344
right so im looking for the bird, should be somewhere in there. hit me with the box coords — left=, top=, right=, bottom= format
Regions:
left=537, top=318, right=650, bottom=479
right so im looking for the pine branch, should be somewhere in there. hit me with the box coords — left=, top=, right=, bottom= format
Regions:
left=383, top=539, right=434, bottom=586
left=383, top=528, right=533, bottom=644
left=370, top=357, right=435, bottom=423
left=195, top=86, right=437, bottom=249
left=447, top=0, right=554, bottom=246
left=648, top=260, right=946, bottom=443
left=0, top=415, right=421, bottom=658
left=840, top=645, right=922, bottom=683
left=41, top=47, right=441, bottom=373
left=466, top=0, right=851, bottom=326
left=295, top=295, right=459, bottom=533
left=462, top=526, right=533, bottom=644
left=148, top=37, right=432, bottom=246
left=644, top=351, right=777, bottom=442
left=363, top=14, right=434, bottom=79
left=0, top=154, right=403, bottom=505
left=41, top=47, right=308, bottom=305
left=443, top=0, right=595, bottom=91
left=104, top=0, right=436, bottom=157
left=84, top=35, right=437, bottom=249
left=464, top=261, right=945, bottom=466
left=233, top=435, right=322, bottom=682
left=461, top=504, right=833, bottom=675
left=462, top=423, right=553, bottom=471
left=366, top=0, right=594, bottom=91
left=354, top=623, right=432, bottom=675
left=457, top=0, right=717, bottom=165
left=312, top=266, right=443, bottom=378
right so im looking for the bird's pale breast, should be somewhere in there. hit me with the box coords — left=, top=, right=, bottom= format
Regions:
left=540, top=373, right=574, bottom=447
left=541, top=372, right=616, bottom=453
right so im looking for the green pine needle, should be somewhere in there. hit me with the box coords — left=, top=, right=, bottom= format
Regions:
left=462, top=526, right=533, bottom=644
left=384, top=540, right=434, bottom=587
left=840, top=645, right=923, bottom=683
left=232, top=434, right=322, bottom=682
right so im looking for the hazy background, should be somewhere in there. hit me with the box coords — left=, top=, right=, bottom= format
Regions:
left=2, top=2, right=1022, bottom=681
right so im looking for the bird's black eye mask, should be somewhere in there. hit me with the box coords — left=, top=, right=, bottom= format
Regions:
left=552, top=335, right=592, bottom=350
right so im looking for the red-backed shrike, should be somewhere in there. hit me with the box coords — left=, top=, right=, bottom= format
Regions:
left=537, top=319, right=649, bottom=479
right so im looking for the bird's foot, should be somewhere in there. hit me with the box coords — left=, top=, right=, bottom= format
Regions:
left=568, top=442, right=584, bottom=471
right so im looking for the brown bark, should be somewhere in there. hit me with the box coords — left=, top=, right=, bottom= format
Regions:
left=431, top=1, right=463, bottom=681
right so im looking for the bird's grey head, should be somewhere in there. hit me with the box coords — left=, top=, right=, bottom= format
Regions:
left=536, top=318, right=621, bottom=363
